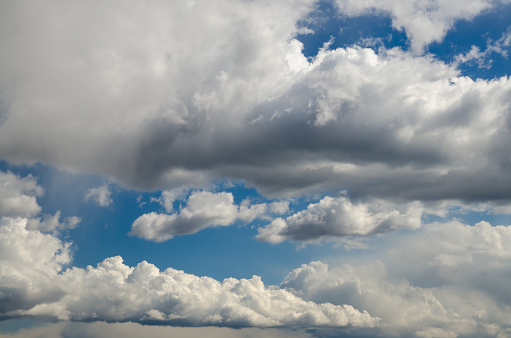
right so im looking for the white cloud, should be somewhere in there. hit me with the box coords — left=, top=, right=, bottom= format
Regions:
left=280, top=221, right=511, bottom=337
left=0, top=217, right=72, bottom=313
left=0, top=171, right=42, bottom=218
left=4, top=215, right=511, bottom=336
left=454, top=29, right=511, bottom=68
left=150, top=187, right=191, bottom=213
left=130, top=191, right=269, bottom=241
left=257, top=195, right=423, bottom=243
left=0, top=217, right=378, bottom=329
left=84, top=184, right=112, bottom=207
left=333, top=0, right=499, bottom=53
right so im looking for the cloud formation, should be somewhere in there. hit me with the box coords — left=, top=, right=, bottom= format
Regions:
left=84, top=184, right=113, bottom=207
left=281, top=221, right=511, bottom=336
left=257, top=195, right=423, bottom=243
left=2, top=1, right=511, bottom=336
left=333, top=0, right=502, bottom=53
left=0, top=171, right=42, bottom=218
left=3, top=215, right=511, bottom=336
left=1, top=0, right=511, bottom=213
left=130, top=191, right=281, bottom=241
left=0, top=217, right=377, bottom=329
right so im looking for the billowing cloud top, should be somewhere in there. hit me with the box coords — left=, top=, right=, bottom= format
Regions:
left=2, top=0, right=511, bottom=337
left=2, top=0, right=511, bottom=206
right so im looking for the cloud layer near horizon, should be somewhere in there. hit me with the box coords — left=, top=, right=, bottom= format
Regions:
left=0, top=215, right=377, bottom=329
left=2, top=172, right=511, bottom=336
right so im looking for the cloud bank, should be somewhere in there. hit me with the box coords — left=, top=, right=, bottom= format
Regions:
left=1, top=0, right=511, bottom=211
left=0, top=217, right=377, bottom=329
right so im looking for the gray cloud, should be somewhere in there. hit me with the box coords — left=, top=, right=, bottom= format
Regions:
left=257, top=195, right=423, bottom=243
left=1, top=1, right=511, bottom=213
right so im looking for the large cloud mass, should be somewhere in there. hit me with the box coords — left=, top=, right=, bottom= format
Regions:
left=0, top=217, right=377, bottom=329
left=282, top=221, right=511, bottom=337
left=1, top=0, right=511, bottom=210
left=3, top=1, right=511, bottom=337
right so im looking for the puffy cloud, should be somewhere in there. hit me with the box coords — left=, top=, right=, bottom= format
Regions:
left=150, top=187, right=190, bottom=213
left=280, top=221, right=511, bottom=337
left=1, top=1, right=511, bottom=213
left=130, top=191, right=270, bottom=241
left=333, top=0, right=500, bottom=53
left=0, top=170, right=81, bottom=232
left=0, top=171, right=42, bottom=218
left=0, top=217, right=71, bottom=313
left=84, top=184, right=113, bottom=207
left=0, top=217, right=378, bottom=329
left=0, top=0, right=314, bottom=190
left=257, top=195, right=423, bottom=243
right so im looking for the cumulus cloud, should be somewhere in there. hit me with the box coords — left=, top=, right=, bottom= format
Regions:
left=257, top=195, right=423, bottom=243
left=0, top=170, right=81, bottom=233
left=0, top=217, right=378, bottom=329
left=130, top=191, right=273, bottom=241
left=4, top=215, right=511, bottom=336
left=0, top=0, right=511, bottom=215
left=280, top=221, right=511, bottom=337
left=84, top=184, right=113, bottom=207
left=0, top=171, right=42, bottom=218
left=0, top=217, right=71, bottom=314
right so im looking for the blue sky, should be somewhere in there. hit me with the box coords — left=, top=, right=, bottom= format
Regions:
left=2, top=1, right=511, bottom=337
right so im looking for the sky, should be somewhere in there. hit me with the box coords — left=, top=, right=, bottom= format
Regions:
left=1, top=0, right=511, bottom=337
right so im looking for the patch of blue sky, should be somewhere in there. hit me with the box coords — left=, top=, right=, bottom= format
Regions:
left=297, top=1, right=511, bottom=81
left=297, top=3, right=408, bottom=59
left=427, top=2, right=511, bottom=80
left=0, top=160, right=338, bottom=285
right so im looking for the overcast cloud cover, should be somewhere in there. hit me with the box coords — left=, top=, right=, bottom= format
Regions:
left=2, top=0, right=511, bottom=337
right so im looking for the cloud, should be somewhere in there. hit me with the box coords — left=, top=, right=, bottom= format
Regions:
left=280, top=221, right=511, bottom=337
left=150, top=187, right=189, bottom=213
left=0, top=217, right=71, bottom=314
left=454, top=28, right=511, bottom=68
left=4, top=215, right=511, bottom=336
left=1, top=1, right=511, bottom=214
left=130, top=191, right=271, bottom=241
left=84, top=184, right=113, bottom=207
left=26, top=211, right=81, bottom=232
left=257, top=195, right=423, bottom=243
left=0, top=170, right=81, bottom=232
left=0, top=217, right=378, bottom=329
left=0, top=171, right=42, bottom=218
left=333, top=0, right=501, bottom=53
